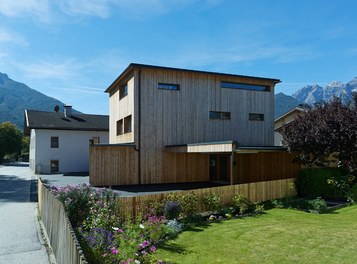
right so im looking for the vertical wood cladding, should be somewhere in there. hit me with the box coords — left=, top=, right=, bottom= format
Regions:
left=137, top=68, right=276, bottom=184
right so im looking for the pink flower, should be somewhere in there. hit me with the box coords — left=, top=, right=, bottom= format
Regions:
left=150, top=245, right=157, bottom=252
left=118, top=229, right=123, bottom=233
left=102, top=253, right=108, bottom=257
left=111, top=247, right=119, bottom=255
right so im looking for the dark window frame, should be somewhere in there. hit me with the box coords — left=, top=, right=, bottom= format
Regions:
left=209, top=111, right=231, bottom=120
left=50, top=136, right=59, bottom=148
left=221, top=81, right=269, bottom=92
left=124, top=115, right=132, bottom=133
left=158, top=83, right=180, bottom=91
left=116, top=119, right=123, bottom=135
left=119, top=84, right=128, bottom=99
left=50, top=160, right=59, bottom=173
left=249, top=113, right=264, bottom=121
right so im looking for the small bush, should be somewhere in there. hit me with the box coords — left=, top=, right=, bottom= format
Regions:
left=296, top=167, right=347, bottom=199
left=202, top=192, right=221, bottom=212
left=232, top=194, right=252, bottom=214
left=164, top=201, right=181, bottom=220
left=166, top=219, right=183, bottom=237
left=179, top=192, right=198, bottom=217
left=348, top=183, right=357, bottom=202
left=308, top=197, right=328, bottom=214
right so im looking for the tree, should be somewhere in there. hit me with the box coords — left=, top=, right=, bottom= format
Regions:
left=281, top=96, right=357, bottom=172
left=0, top=122, right=23, bottom=162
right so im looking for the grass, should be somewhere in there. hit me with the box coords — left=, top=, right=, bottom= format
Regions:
left=154, top=205, right=357, bottom=264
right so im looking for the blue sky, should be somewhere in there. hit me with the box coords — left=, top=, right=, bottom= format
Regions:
left=1, top=0, right=357, bottom=114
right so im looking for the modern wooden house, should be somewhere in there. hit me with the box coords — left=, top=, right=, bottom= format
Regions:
left=90, top=64, right=299, bottom=186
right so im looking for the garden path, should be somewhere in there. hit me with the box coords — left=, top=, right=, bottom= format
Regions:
left=0, top=163, right=50, bottom=264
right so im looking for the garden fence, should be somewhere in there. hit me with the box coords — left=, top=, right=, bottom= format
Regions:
left=38, top=178, right=87, bottom=264
left=117, top=178, right=296, bottom=219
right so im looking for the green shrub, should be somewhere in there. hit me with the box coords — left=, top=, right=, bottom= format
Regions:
left=202, top=192, right=221, bottom=212
left=179, top=192, right=198, bottom=217
left=308, top=197, right=328, bottom=214
left=349, top=184, right=357, bottom=202
left=295, top=167, right=347, bottom=199
left=232, top=194, right=252, bottom=214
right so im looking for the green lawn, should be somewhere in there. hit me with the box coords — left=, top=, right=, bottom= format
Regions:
left=154, top=205, right=357, bottom=264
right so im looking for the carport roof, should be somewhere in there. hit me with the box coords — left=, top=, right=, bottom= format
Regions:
left=165, top=141, right=287, bottom=153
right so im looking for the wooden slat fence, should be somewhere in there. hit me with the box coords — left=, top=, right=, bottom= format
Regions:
left=116, top=178, right=296, bottom=219
left=38, top=178, right=87, bottom=264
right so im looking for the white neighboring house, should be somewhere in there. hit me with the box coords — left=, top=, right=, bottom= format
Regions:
left=24, top=106, right=109, bottom=174
left=274, top=106, right=307, bottom=146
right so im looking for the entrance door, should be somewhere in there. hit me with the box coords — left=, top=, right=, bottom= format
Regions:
left=209, top=154, right=229, bottom=182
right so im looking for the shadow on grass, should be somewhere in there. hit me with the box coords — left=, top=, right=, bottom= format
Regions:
left=159, top=242, right=188, bottom=254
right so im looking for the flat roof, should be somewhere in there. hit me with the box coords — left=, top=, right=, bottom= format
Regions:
left=105, top=63, right=281, bottom=93
left=166, top=141, right=287, bottom=153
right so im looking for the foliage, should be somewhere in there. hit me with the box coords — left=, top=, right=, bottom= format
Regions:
left=0, top=122, right=23, bottom=162
left=164, top=201, right=181, bottom=220
left=232, top=194, right=253, bottom=214
left=178, top=192, right=199, bottom=217
left=202, top=192, right=221, bottom=212
left=295, top=168, right=346, bottom=199
left=349, top=184, right=357, bottom=202
left=254, top=203, right=265, bottom=214
left=282, top=96, right=357, bottom=170
left=166, top=219, right=183, bottom=237
left=52, top=184, right=167, bottom=263
left=21, top=136, right=30, bottom=161
left=307, top=197, right=328, bottom=214
left=327, top=174, right=357, bottom=201
left=155, top=205, right=357, bottom=264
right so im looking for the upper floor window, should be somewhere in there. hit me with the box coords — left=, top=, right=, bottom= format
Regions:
left=158, top=83, right=180, bottom=91
left=124, top=115, right=132, bottom=133
left=51, top=136, right=59, bottom=148
left=249, top=113, right=264, bottom=121
left=209, top=111, right=231, bottom=120
left=221, top=81, right=269, bottom=91
left=119, top=84, right=128, bottom=99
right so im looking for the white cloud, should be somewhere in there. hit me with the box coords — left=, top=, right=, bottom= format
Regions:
left=20, top=58, right=78, bottom=79
left=0, top=0, right=51, bottom=22
left=0, top=28, right=27, bottom=45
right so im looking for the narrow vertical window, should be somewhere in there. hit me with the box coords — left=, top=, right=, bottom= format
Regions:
left=124, top=115, right=132, bottom=133
left=50, top=160, right=59, bottom=173
left=51, top=136, right=59, bottom=148
left=117, top=120, right=123, bottom=135
left=92, top=137, right=100, bottom=144
left=119, top=84, right=128, bottom=99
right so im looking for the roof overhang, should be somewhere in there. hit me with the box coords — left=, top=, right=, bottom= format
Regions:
left=165, top=141, right=287, bottom=154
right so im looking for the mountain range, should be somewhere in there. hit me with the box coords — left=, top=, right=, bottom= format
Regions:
left=1, top=71, right=357, bottom=129
left=275, top=76, right=357, bottom=118
left=0, top=72, right=73, bottom=129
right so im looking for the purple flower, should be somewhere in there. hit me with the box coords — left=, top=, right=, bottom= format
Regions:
left=150, top=245, right=157, bottom=252
left=111, top=247, right=119, bottom=255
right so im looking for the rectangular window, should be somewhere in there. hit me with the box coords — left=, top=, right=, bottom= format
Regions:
left=50, top=160, right=59, bottom=173
left=116, top=120, right=123, bottom=135
left=124, top=115, right=132, bottom=133
left=158, top=83, right=180, bottom=91
left=209, top=111, right=231, bottom=119
left=119, top=84, right=128, bottom=99
left=51, top=136, right=59, bottom=148
left=92, top=137, right=100, bottom=144
left=249, top=113, right=264, bottom=121
left=221, top=81, right=269, bottom=91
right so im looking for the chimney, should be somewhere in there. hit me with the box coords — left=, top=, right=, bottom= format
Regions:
left=64, top=105, right=72, bottom=117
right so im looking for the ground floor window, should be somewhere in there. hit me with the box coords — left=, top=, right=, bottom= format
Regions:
left=50, top=160, right=59, bottom=173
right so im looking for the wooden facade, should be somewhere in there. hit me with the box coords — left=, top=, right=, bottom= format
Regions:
left=90, top=64, right=295, bottom=186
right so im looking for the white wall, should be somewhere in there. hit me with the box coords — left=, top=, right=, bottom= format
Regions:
left=29, top=129, right=36, bottom=171
left=30, top=129, right=108, bottom=174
